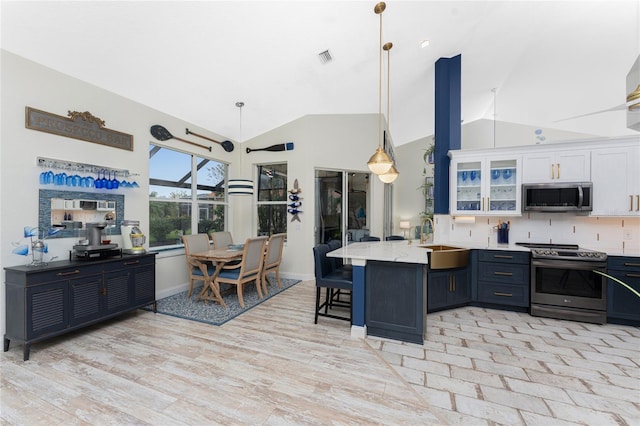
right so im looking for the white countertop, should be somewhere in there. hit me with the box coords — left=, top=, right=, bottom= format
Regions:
left=327, top=241, right=467, bottom=264
left=326, top=240, right=640, bottom=264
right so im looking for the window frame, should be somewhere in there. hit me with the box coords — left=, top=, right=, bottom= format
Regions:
left=149, top=143, right=228, bottom=248
left=255, top=162, right=288, bottom=237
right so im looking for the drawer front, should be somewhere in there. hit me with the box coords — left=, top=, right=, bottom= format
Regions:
left=478, top=262, right=528, bottom=285
left=477, top=282, right=528, bottom=307
left=107, top=255, right=155, bottom=271
left=607, top=256, right=640, bottom=272
left=479, top=250, right=529, bottom=264
left=26, top=264, right=103, bottom=286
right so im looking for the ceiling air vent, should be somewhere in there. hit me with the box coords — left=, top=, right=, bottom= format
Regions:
left=318, top=49, right=333, bottom=64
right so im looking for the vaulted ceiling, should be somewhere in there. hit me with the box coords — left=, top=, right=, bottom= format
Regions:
left=2, top=1, right=638, bottom=146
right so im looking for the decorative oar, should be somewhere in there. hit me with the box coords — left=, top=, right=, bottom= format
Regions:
left=185, top=128, right=234, bottom=152
left=150, top=125, right=211, bottom=152
left=246, top=142, right=294, bottom=154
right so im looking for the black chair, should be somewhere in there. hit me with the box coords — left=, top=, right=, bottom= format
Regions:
left=326, top=239, right=352, bottom=302
left=313, top=244, right=352, bottom=324
left=385, top=235, right=405, bottom=241
left=360, top=236, right=380, bottom=242
left=327, top=239, right=343, bottom=269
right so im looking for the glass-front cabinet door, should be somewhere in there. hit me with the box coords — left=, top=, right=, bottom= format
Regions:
left=450, top=154, right=521, bottom=216
left=454, top=160, right=482, bottom=213
left=488, top=158, right=518, bottom=213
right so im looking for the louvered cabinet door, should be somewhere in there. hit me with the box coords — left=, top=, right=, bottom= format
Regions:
left=26, top=281, right=69, bottom=339
left=69, top=274, right=104, bottom=326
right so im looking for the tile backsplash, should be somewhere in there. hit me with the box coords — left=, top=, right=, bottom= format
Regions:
left=437, top=213, right=640, bottom=254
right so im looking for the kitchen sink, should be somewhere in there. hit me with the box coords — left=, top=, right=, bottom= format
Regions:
left=418, top=244, right=470, bottom=269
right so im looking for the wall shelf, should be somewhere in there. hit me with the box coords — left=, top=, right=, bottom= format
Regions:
left=36, top=157, right=137, bottom=178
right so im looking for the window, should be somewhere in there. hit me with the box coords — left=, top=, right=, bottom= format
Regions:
left=149, top=144, right=227, bottom=247
left=256, top=163, right=287, bottom=237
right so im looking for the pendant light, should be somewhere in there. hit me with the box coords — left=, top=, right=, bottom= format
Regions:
left=227, top=101, right=255, bottom=195
left=367, top=2, right=393, bottom=175
left=378, top=41, right=399, bottom=184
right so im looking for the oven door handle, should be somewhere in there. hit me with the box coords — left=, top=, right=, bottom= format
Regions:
left=531, top=258, right=606, bottom=270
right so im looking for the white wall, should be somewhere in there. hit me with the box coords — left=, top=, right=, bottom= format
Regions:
left=233, top=114, right=385, bottom=279
left=462, top=118, right=600, bottom=150
left=0, top=50, right=242, bottom=334
left=393, top=135, right=433, bottom=234
left=0, top=51, right=386, bottom=336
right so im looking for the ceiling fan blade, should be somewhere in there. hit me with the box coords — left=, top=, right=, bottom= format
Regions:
left=554, top=103, right=627, bottom=123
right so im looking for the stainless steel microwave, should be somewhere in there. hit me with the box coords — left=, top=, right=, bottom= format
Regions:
left=522, top=182, right=593, bottom=212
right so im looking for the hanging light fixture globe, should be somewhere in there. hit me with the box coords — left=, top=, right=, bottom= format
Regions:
left=368, top=147, right=393, bottom=174
left=367, top=1, right=393, bottom=175
left=378, top=163, right=399, bottom=183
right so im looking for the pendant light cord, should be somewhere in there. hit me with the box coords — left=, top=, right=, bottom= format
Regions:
left=385, top=43, right=392, bottom=135
left=378, top=10, right=383, bottom=149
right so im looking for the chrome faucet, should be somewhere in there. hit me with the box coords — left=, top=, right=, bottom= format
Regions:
left=420, top=217, right=434, bottom=244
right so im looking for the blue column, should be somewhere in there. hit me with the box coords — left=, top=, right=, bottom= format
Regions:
left=434, top=54, right=461, bottom=214
left=351, top=264, right=366, bottom=326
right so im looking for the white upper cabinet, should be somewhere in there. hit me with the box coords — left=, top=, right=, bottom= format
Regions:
left=591, top=143, right=640, bottom=216
left=522, top=150, right=590, bottom=183
left=448, top=136, right=638, bottom=217
left=450, top=154, right=521, bottom=216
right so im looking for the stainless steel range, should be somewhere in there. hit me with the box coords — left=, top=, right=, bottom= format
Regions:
left=517, top=243, right=608, bottom=324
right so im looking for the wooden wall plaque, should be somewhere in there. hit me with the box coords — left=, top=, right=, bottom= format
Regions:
left=25, top=107, right=134, bottom=151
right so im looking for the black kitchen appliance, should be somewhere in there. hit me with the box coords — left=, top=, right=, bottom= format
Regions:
left=71, top=222, right=121, bottom=260
left=517, top=242, right=607, bottom=324
left=522, top=182, right=593, bottom=212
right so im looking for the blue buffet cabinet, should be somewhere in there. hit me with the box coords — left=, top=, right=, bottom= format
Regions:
left=4, top=253, right=156, bottom=360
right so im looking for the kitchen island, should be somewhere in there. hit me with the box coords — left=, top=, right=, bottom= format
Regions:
left=327, top=241, right=432, bottom=343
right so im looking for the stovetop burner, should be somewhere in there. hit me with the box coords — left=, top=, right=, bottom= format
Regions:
left=516, top=242, right=607, bottom=262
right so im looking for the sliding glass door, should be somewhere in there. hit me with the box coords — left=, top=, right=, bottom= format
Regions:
left=315, top=169, right=369, bottom=245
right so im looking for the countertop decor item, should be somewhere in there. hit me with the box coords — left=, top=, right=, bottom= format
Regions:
left=10, top=225, right=62, bottom=266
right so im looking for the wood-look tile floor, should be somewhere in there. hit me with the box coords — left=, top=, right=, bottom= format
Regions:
left=1, top=280, right=639, bottom=425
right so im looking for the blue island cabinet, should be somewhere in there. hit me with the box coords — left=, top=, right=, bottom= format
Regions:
left=427, top=267, right=470, bottom=312
left=365, top=261, right=427, bottom=344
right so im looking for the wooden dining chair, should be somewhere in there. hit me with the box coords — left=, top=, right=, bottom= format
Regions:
left=215, top=236, right=268, bottom=308
left=182, top=234, right=214, bottom=298
left=211, top=231, right=241, bottom=269
left=211, top=231, right=233, bottom=248
left=261, top=233, right=286, bottom=293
